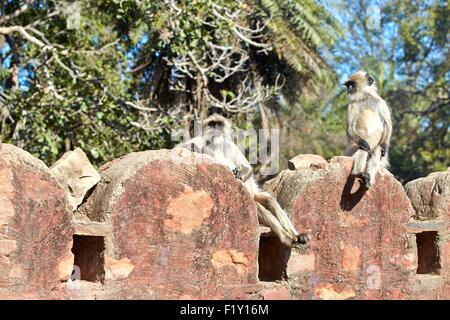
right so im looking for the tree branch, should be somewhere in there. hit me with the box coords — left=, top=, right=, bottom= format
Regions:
left=0, top=25, right=47, bottom=48
left=0, top=0, right=35, bottom=25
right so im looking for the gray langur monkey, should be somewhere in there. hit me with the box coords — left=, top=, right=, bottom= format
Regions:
left=344, top=71, right=392, bottom=188
left=177, top=114, right=310, bottom=248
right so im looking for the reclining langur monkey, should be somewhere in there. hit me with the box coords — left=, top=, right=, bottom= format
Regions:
left=177, top=114, right=310, bottom=247
left=344, top=71, right=392, bottom=188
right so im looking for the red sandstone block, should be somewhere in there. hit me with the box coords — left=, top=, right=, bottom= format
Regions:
left=314, top=283, right=356, bottom=300
left=0, top=144, right=73, bottom=297
left=265, top=156, right=415, bottom=299
left=341, top=244, right=361, bottom=273
left=405, top=170, right=450, bottom=220
left=286, top=252, right=315, bottom=276
left=442, top=283, right=450, bottom=299
left=262, top=286, right=291, bottom=300
left=365, top=290, right=382, bottom=300
left=288, top=154, right=327, bottom=170
left=76, top=149, right=259, bottom=299
left=0, top=240, right=17, bottom=256
left=443, top=241, right=450, bottom=275
left=385, top=290, right=406, bottom=300
left=2, top=144, right=448, bottom=301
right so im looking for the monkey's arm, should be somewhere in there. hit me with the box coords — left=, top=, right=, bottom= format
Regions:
left=176, top=137, right=206, bottom=153
left=224, top=139, right=253, bottom=182
left=346, top=105, right=372, bottom=152
left=197, top=137, right=250, bottom=180
left=346, top=128, right=370, bottom=151
left=210, top=152, right=243, bottom=174
left=378, top=101, right=392, bottom=157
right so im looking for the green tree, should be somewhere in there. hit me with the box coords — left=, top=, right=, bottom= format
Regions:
left=0, top=0, right=170, bottom=165
left=0, top=0, right=340, bottom=170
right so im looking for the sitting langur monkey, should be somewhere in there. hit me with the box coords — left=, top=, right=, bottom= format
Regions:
left=177, top=114, right=310, bottom=247
left=344, top=71, right=392, bottom=188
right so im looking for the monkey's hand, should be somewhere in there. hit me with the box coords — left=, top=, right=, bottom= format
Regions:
left=232, top=167, right=242, bottom=180
left=380, top=143, right=388, bottom=157
left=357, top=138, right=371, bottom=152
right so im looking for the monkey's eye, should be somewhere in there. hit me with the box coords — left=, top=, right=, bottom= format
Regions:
left=366, top=73, right=374, bottom=86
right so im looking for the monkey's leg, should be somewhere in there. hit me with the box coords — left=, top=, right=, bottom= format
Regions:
left=356, top=138, right=371, bottom=152
left=351, top=149, right=369, bottom=176
left=255, top=192, right=298, bottom=235
left=256, top=202, right=297, bottom=247
left=364, top=146, right=382, bottom=188
left=255, top=192, right=310, bottom=245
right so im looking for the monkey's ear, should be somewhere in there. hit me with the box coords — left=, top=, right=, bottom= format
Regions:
left=366, top=73, right=374, bottom=86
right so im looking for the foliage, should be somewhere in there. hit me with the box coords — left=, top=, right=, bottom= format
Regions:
left=326, top=0, right=449, bottom=182
left=0, top=0, right=448, bottom=183
left=0, top=0, right=172, bottom=165
left=0, top=0, right=338, bottom=168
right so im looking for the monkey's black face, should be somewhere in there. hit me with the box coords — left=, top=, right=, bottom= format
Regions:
left=206, top=121, right=226, bottom=137
left=344, top=80, right=357, bottom=94
left=207, top=120, right=224, bottom=130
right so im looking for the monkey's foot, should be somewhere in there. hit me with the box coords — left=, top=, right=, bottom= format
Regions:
left=296, top=233, right=311, bottom=245
left=361, top=172, right=372, bottom=189
left=357, top=139, right=371, bottom=152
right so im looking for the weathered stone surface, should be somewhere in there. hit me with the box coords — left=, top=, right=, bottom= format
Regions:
left=50, top=148, right=100, bottom=211
left=104, top=256, right=134, bottom=281
left=314, top=283, right=356, bottom=300
left=404, top=170, right=450, bottom=300
left=287, top=252, right=315, bottom=275
left=0, top=143, right=73, bottom=296
left=72, top=220, right=109, bottom=236
left=288, top=154, right=327, bottom=170
left=76, top=148, right=259, bottom=299
left=405, top=170, right=450, bottom=220
left=2, top=144, right=449, bottom=300
left=264, top=156, right=416, bottom=299
left=260, top=282, right=291, bottom=300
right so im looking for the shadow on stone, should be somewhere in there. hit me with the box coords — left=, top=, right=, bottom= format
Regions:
left=258, top=236, right=291, bottom=281
left=340, top=175, right=367, bottom=211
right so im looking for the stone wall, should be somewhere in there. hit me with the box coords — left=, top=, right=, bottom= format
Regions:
left=0, top=143, right=448, bottom=299
left=262, top=156, right=449, bottom=300
left=0, top=144, right=73, bottom=299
